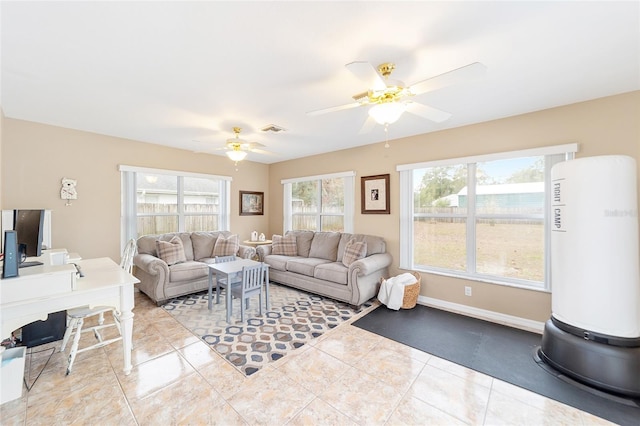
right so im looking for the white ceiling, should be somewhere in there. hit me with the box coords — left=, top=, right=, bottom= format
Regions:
left=2, top=1, right=639, bottom=164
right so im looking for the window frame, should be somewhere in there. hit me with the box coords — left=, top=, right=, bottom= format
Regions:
left=282, top=171, right=355, bottom=233
left=119, top=165, right=232, bottom=250
left=397, top=144, right=578, bottom=291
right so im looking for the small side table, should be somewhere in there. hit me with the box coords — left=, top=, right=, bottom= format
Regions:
left=242, top=240, right=272, bottom=247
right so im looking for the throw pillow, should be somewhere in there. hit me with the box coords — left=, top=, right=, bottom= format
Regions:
left=342, top=239, right=367, bottom=267
left=272, top=234, right=297, bottom=256
left=213, top=234, right=239, bottom=257
left=156, top=236, right=187, bottom=266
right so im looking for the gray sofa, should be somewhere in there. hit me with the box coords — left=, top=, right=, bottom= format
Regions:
left=256, top=231, right=392, bottom=307
left=133, top=231, right=256, bottom=305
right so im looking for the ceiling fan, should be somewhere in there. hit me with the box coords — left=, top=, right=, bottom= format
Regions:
left=219, top=127, right=269, bottom=163
left=307, top=60, right=486, bottom=131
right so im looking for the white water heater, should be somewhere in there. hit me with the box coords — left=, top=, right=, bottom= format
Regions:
left=551, top=155, right=640, bottom=337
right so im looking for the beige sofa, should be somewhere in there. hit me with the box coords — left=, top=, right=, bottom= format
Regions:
left=256, top=231, right=392, bottom=307
left=133, top=231, right=256, bottom=305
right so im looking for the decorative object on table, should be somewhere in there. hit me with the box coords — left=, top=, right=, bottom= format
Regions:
left=239, top=191, right=264, bottom=216
left=258, top=232, right=265, bottom=242
left=361, top=174, right=390, bottom=214
left=250, top=230, right=258, bottom=242
left=163, top=283, right=376, bottom=376
left=60, top=177, right=78, bottom=206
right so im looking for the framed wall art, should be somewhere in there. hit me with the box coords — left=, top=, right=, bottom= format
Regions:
left=361, top=174, right=390, bottom=214
left=239, top=191, right=264, bottom=216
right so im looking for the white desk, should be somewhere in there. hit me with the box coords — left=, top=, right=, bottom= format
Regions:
left=207, top=259, right=269, bottom=323
left=0, top=257, right=139, bottom=375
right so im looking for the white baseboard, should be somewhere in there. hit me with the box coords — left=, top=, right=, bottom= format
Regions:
left=417, top=295, right=545, bottom=334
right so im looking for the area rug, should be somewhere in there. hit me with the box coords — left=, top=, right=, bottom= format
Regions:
left=353, top=305, right=640, bottom=426
left=163, top=283, right=374, bottom=376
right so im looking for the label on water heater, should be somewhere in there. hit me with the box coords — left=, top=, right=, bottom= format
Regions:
left=552, top=178, right=566, bottom=232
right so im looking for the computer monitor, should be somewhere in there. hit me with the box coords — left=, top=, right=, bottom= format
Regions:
left=13, top=209, right=45, bottom=258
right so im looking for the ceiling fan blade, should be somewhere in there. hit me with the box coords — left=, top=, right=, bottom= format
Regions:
left=251, top=148, right=277, bottom=156
left=358, top=115, right=377, bottom=135
left=345, top=61, right=386, bottom=91
left=306, top=101, right=361, bottom=116
left=410, top=62, right=487, bottom=96
left=239, top=141, right=265, bottom=150
left=406, top=101, right=452, bottom=123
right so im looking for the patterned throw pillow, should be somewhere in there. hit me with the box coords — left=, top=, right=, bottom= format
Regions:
left=272, top=234, right=297, bottom=256
left=342, top=239, right=367, bottom=267
left=156, top=236, right=187, bottom=266
left=213, top=234, right=239, bottom=257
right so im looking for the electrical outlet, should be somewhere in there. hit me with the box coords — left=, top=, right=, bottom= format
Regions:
left=464, top=286, right=472, bottom=296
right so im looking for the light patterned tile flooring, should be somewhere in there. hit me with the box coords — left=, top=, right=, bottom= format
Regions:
left=1, top=289, right=614, bottom=425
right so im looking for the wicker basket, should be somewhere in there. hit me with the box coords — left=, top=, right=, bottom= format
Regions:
left=401, top=271, right=421, bottom=309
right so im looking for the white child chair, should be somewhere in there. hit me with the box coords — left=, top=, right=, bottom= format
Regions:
left=59, top=239, right=137, bottom=375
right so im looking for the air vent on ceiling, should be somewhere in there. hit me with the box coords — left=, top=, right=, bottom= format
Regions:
left=261, top=124, right=287, bottom=133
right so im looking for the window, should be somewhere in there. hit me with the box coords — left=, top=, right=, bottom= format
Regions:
left=398, top=144, right=577, bottom=290
left=120, top=166, right=231, bottom=245
left=282, top=171, right=355, bottom=233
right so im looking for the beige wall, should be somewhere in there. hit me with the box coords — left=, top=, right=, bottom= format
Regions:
left=0, top=108, right=4, bottom=212
left=2, top=91, right=638, bottom=322
left=268, top=91, right=640, bottom=322
left=1, top=119, right=269, bottom=261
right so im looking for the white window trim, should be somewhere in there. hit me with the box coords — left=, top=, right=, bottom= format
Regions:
left=118, top=165, right=232, bottom=182
left=397, top=144, right=578, bottom=291
left=119, top=165, right=232, bottom=250
left=397, top=143, right=579, bottom=172
left=282, top=171, right=355, bottom=233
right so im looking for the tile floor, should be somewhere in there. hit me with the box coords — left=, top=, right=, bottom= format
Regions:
left=1, top=289, right=614, bottom=425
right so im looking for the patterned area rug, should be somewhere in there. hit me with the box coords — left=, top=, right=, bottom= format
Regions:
left=163, top=283, right=375, bottom=376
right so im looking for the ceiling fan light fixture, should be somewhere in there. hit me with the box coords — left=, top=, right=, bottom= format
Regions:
left=368, top=102, right=407, bottom=125
left=226, top=147, right=247, bottom=162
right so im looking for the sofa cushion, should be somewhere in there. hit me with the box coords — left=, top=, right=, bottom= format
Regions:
left=137, top=234, right=159, bottom=256
left=168, top=260, right=208, bottom=282
left=314, top=262, right=348, bottom=285
left=337, top=233, right=386, bottom=261
left=286, top=257, right=331, bottom=277
left=263, top=255, right=296, bottom=272
left=285, top=230, right=315, bottom=257
left=342, top=239, right=367, bottom=266
left=156, top=233, right=195, bottom=261
left=191, top=232, right=219, bottom=261
left=272, top=234, right=297, bottom=256
left=213, top=234, right=239, bottom=257
left=156, top=236, right=187, bottom=266
left=308, top=232, right=341, bottom=261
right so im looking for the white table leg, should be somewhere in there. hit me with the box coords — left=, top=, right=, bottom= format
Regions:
left=120, top=282, right=135, bottom=375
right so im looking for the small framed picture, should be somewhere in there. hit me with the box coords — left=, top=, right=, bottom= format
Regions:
left=240, top=191, right=264, bottom=216
left=361, top=174, right=390, bottom=214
